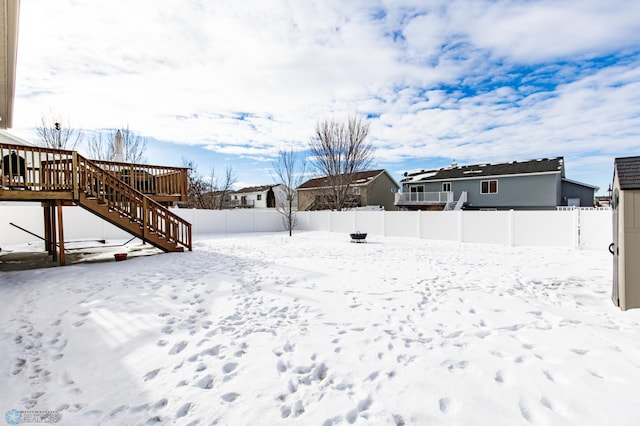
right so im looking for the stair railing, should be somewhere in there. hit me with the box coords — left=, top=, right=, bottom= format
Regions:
left=76, top=154, right=192, bottom=250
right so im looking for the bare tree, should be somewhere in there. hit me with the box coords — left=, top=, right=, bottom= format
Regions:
left=36, top=111, right=84, bottom=150
left=181, top=159, right=238, bottom=210
left=213, top=165, right=238, bottom=210
left=272, top=147, right=306, bottom=236
left=86, top=132, right=113, bottom=160
left=87, top=125, right=147, bottom=163
left=182, top=158, right=208, bottom=209
left=308, top=115, right=374, bottom=210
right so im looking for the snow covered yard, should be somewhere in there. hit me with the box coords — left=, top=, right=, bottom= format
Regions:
left=1, top=231, right=640, bottom=425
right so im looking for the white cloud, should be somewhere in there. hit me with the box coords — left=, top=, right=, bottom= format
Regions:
left=10, top=0, right=640, bottom=193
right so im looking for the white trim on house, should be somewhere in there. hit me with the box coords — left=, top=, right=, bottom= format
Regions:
left=562, top=177, right=600, bottom=190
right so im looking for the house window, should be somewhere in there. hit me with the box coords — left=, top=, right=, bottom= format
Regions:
left=442, top=182, right=451, bottom=192
left=353, top=187, right=361, bottom=195
left=481, top=180, right=498, bottom=194
left=257, top=194, right=262, bottom=201
left=409, top=185, right=424, bottom=202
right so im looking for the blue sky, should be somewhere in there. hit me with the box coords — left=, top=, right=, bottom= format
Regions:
left=11, top=0, right=640, bottom=194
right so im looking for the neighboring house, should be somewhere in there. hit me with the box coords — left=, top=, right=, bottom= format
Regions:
left=297, top=169, right=400, bottom=211
left=397, top=157, right=598, bottom=211
left=230, top=184, right=287, bottom=209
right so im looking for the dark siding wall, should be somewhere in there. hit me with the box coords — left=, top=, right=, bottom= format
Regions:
left=366, top=173, right=399, bottom=211
left=561, top=180, right=596, bottom=207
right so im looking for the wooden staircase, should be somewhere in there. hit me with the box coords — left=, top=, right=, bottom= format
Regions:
left=74, top=154, right=191, bottom=252
left=1, top=143, right=191, bottom=254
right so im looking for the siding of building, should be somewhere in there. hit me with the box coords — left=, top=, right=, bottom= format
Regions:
left=406, top=173, right=561, bottom=210
left=561, top=180, right=596, bottom=207
left=364, top=172, right=399, bottom=211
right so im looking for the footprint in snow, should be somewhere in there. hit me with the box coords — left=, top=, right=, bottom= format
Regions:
left=152, top=399, right=168, bottom=410
left=175, top=403, right=192, bottom=419
left=195, top=374, right=214, bottom=389
left=143, top=369, right=161, bottom=381
left=222, top=362, right=238, bottom=374
left=129, top=403, right=149, bottom=414
left=169, top=341, right=188, bottom=355
left=439, top=397, right=450, bottom=413
left=222, top=392, right=239, bottom=402
left=570, top=348, right=589, bottom=355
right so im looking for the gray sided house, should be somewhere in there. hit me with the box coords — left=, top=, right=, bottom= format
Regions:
left=397, top=157, right=598, bottom=211
left=298, top=169, right=400, bottom=211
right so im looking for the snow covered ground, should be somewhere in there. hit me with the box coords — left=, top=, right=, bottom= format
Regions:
left=1, top=232, right=640, bottom=425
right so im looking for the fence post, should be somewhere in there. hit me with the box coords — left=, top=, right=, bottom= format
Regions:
left=573, top=208, right=580, bottom=249
left=457, top=210, right=464, bottom=242
left=508, top=209, right=515, bottom=247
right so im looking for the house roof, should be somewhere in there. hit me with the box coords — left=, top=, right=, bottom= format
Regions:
left=401, top=158, right=565, bottom=183
left=562, top=178, right=599, bottom=191
left=232, top=185, right=277, bottom=194
left=615, top=156, right=640, bottom=190
left=298, top=169, right=396, bottom=190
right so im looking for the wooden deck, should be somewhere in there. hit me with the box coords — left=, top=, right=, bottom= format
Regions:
left=1, top=143, right=192, bottom=264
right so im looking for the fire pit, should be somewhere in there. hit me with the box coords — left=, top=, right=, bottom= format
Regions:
left=350, top=232, right=367, bottom=243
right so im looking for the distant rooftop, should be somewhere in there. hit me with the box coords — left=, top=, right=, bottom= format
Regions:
left=232, top=185, right=277, bottom=194
left=402, top=158, right=565, bottom=183
left=298, top=169, right=390, bottom=189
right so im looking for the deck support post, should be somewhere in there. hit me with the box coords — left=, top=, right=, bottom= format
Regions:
left=43, top=202, right=52, bottom=255
left=50, top=203, right=57, bottom=262
left=56, top=200, right=66, bottom=266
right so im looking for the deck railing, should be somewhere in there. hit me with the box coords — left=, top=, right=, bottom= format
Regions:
left=395, top=191, right=453, bottom=205
left=1, top=142, right=191, bottom=251
left=77, top=155, right=192, bottom=250
left=90, top=159, right=188, bottom=199
left=1, top=143, right=74, bottom=191
left=0, top=143, right=187, bottom=201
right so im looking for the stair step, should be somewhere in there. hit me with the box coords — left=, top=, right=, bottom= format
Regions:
left=77, top=171, right=189, bottom=254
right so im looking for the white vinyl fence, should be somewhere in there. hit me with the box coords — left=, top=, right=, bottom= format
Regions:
left=0, top=203, right=612, bottom=250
